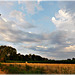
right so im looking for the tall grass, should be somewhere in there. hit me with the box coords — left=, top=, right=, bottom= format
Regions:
left=1, top=63, right=75, bottom=74
left=24, top=63, right=75, bottom=74
left=0, top=63, right=45, bottom=74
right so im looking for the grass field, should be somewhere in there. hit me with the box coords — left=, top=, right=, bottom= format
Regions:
left=1, top=63, right=75, bottom=74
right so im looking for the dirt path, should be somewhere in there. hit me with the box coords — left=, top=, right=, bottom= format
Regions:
left=0, top=69, right=6, bottom=74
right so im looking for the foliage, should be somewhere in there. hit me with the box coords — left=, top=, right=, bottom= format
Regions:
left=0, top=45, right=48, bottom=62
left=1, top=45, right=75, bottom=63
left=0, top=62, right=1, bottom=68
left=0, top=45, right=16, bottom=62
left=5, top=60, right=25, bottom=63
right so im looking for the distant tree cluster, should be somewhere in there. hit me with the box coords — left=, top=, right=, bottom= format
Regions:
left=0, top=45, right=16, bottom=62
left=0, top=45, right=48, bottom=62
left=0, top=45, right=75, bottom=63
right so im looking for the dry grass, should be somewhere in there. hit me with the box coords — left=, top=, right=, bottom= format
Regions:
left=2, top=63, right=75, bottom=74
left=0, top=69, right=6, bottom=74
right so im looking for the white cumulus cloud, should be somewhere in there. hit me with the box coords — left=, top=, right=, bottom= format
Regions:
left=52, top=9, right=75, bottom=31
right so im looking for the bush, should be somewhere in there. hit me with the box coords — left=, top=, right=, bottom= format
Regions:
left=0, top=62, right=1, bottom=68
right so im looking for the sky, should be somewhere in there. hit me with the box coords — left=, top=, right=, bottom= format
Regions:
left=0, top=0, right=75, bottom=60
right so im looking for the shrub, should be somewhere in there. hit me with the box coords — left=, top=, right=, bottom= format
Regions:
left=0, top=62, right=1, bottom=68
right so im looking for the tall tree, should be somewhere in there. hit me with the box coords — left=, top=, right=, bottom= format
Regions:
left=0, top=45, right=17, bottom=62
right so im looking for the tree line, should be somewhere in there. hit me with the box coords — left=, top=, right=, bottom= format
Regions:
left=0, top=45, right=75, bottom=63
left=0, top=45, right=48, bottom=62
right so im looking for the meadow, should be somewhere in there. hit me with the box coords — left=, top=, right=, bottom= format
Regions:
left=1, top=63, right=75, bottom=74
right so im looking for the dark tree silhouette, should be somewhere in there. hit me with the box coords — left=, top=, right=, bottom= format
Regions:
left=0, top=45, right=75, bottom=63
left=0, top=45, right=17, bottom=62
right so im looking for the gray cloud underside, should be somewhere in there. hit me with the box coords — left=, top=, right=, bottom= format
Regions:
left=0, top=17, right=43, bottom=43
left=0, top=16, right=75, bottom=59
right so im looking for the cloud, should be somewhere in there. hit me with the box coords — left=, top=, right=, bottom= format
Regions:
left=50, top=30, right=68, bottom=45
left=19, top=1, right=43, bottom=15
left=50, top=1, right=75, bottom=59
left=51, top=1, right=75, bottom=47
left=64, top=45, right=75, bottom=52
left=1, top=1, right=75, bottom=59
left=0, top=16, right=45, bottom=43
left=0, top=1, right=14, bottom=7
left=10, top=10, right=25, bottom=23
left=52, top=9, right=75, bottom=31
left=19, top=28, right=75, bottom=59
left=37, top=0, right=42, bottom=4
left=10, top=10, right=35, bottom=29
left=59, top=1, right=75, bottom=14
left=1, top=13, right=75, bottom=59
